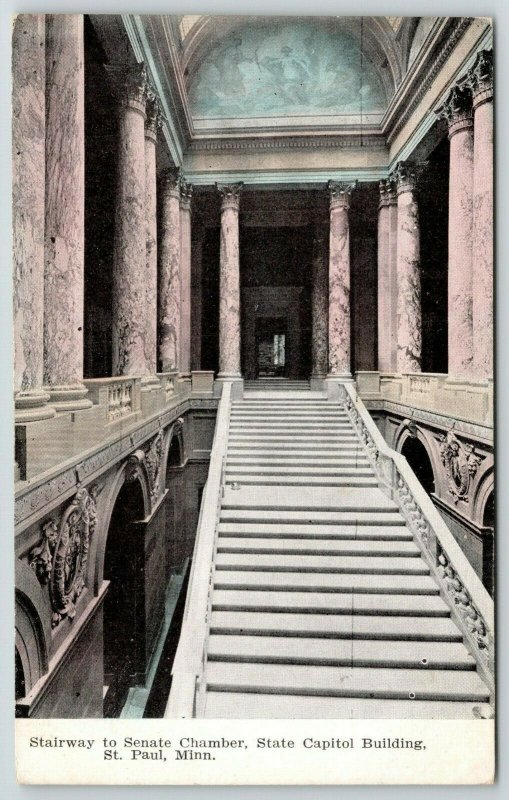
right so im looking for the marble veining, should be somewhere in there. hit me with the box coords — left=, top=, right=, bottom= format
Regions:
left=396, top=186, right=421, bottom=372
left=311, top=224, right=328, bottom=377
left=218, top=184, right=242, bottom=377
left=159, top=171, right=181, bottom=372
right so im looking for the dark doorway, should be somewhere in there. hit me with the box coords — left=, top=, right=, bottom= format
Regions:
left=256, top=317, right=288, bottom=377
left=401, top=437, right=436, bottom=496
left=103, top=479, right=146, bottom=718
left=482, top=490, right=495, bottom=597
left=15, top=648, right=25, bottom=701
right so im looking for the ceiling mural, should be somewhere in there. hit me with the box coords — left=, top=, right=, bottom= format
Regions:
left=188, top=20, right=388, bottom=119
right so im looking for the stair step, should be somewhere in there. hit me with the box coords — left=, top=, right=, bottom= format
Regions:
left=213, top=571, right=439, bottom=595
left=220, top=510, right=403, bottom=525
left=211, top=590, right=448, bottom=616
left=216, top=538, right=419, bottom=557
left=207, top=635, right=476, bottom=670
left=215, top=553, right=429, bottom=574
left=224, top=475, right=378, bottom=487
left=210, top=611, right=461, bottom=641
left=205, top=662, right=488, bottom=702
left=217, top=523, right=411, bottom=540
left=227, top=447, right=364, bottom=457
left=228, top=434, right=359, bottom=441
left=225, top=465, right=372, bottom=476
left=222, top=485, right=397, bottom=511
left=203, top=692, right=486, bottom=719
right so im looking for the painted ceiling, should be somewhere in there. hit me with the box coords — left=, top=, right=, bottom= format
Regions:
left=188, top=20, right=388, bottom=120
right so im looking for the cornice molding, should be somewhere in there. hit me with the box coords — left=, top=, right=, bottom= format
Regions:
left=187, top=134, right=386, bottom=153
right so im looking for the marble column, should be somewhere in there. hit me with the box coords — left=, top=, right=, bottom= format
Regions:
left=43, top=15, right=91, bottom=411
left=439, top=85, right=474, bottom=377
left=13, top=15, right=54, bottom=421
left=217, top=183, right=243, bottom=379
left=191, top=222, right=205, bottom=371
left=327, top=181, right=355, bottom=379
left=377, top=179, right=399, bottom=373
left=159, top=168, right=181, bottom=372
left=179, top=180, right=193, bottom=379
left=467, top=50, right=494, bottom=379
left=143, top=92, right=162, bottom=389
left=108, top=63, right=148, bottom=379
left=395, top=162, right=421, bottom=373
left=311, top=222, right=329, bottom=379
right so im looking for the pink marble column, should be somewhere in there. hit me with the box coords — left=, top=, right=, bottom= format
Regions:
left=217, top=183, right=243, bottom=379
left=191, top=222, right=205, bottom=371
left=467, top=50, right=494, bottom=379
left=108, top=63, right=148, bottom=378
left=12, top=15, right=54, bottom=421
left=439, top=85, right=474, bottom=377
left=143, top=91, right=162, bottom=389
left=311, top=222, right=329, bottom=379
left=395, top=162, right=421, bottom=373
left=377, top=179, right=398, bottom=373
left=327, top=181, right=355, bottom=379
left=179, top=180, right=193, bottom=379
left=44, top=14, right=91, bottom=411
left=159, top=168, right=181, bottom=372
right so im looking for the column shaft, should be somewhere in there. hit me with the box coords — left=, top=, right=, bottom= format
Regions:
left=439, top=86, right=474, bottom=376
left=13, top=14, right=54, bottom=420
left=396, top=163, right=422, bottom=372
left=218, top=184, right=243, bottom=379
left=468, top=51, right=494, bottom=379
left=110, top=64, right=148, bottom=377
left=328, top=182, right=354, bottom=378
left=311, top=223, right=328, bottom=378
left=179, top=181, right=193, bottom=378
left=191, top=224, right=205, bottom=371
left=144, top=94, right=160, bottom=382
left=159, top=170, right=181, bottom=372
left=44, top=14, right=90, bottom=410
left=377, top=180, right=398, bottom=372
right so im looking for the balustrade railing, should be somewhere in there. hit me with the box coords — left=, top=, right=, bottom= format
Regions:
left=165, top=381, right=232, bottom=718
left=342, top=383, right=494, bottom=693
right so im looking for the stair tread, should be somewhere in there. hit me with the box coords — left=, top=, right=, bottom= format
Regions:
left=224, top=476, right=378, bottom=486
left=207, top=635, right=476, bottom=668
left=222, top=485, right=397, bottom=510
left=213, top=571, right=439, bottom=594
left=205, top=662, right=489, bottom=700
left=216, top=538, right=419, bottom=555
left=210, top=611, right=461, bottom=640
left=217, top=523, right=411, bottom=539
left=215, top=553, right=429, bottom=573
left=226, top=465, right=373, bottom=474
left=220, top=510, right=404, bottom=524
left=211, top=590, right=449, bottom=615
left=203, top=692, right=487, bottom=719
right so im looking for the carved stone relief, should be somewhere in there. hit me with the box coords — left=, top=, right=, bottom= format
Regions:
left=29, top=484, right=101, bottom=627
left=439, top=430, right=481, bottom=504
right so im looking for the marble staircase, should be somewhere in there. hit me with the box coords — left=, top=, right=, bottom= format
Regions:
left=199, top=390, right=491, bottom=718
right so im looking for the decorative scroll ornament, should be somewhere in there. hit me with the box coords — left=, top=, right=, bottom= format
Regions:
left=29, top=485, right=101, bottom=627
left=328, top=180, right=356, bottom=208
left=145, top=89, right=164, bottom=140
left=465, top=49, right=493, bottom=104
left=439, top=430, right=481, bottom=504
left=145, top=430, right=165, bottom=503
left=378, top=178, right=397, bottom=208
left=436, top=84, right=473, bottom=135
left=105, top=62, right=149, bottom=111
left=180, top=178, right=194, bottom=210
left=161, top=167, right=182, bottom=195
left=125, top=448, right=145, bottom=483
left=437, top=549, right=490, bottom=656
left=216, top=182, right=243, bottom=210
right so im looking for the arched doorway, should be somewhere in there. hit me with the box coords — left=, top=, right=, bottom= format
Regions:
left=103, top=478, right=146, bottom=718
left=15, top=648, right=26, bottom=703
left=401, top=436, right=435, bottom=496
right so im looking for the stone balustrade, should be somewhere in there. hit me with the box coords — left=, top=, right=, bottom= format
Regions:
left=15, top=372, right=215, bottom=483
left=356, top=371, right=493, bottom=430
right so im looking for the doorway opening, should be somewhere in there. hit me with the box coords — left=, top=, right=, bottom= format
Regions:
left=103, top=478, right=146, bottom=718
left=256, top=317, right=288, bottom=378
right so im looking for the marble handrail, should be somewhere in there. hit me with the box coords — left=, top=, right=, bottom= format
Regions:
left=342, top=382, right=494, bottom=690
left=165, top=381, right=232, bottom=718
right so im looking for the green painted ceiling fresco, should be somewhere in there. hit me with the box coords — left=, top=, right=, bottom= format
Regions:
left=189, top=20, right=387, bottom=119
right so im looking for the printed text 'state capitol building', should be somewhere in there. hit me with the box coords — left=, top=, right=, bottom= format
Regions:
left=13, top=15, right=494, bottom=719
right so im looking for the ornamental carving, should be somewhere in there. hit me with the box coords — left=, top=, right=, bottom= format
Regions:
left=29, top=485, right=101, bottom=627
left=378, top=178, right=397, bottom=208
left=439, top=430, right=481, bottom=504
left=328, top=180, right=356, bottom=208
left=161, top=167, right=182, bottom=194
left=437, top=549, right=490, bottom=656
left=145, top=89, right=164, bottom=139
left=465, top=49, right=493, bottom=103
left=216, top=182, right=243, bottom=209
left=145, top=430, right=165, bottom=503
left=437, top=85, right=473, bottom=133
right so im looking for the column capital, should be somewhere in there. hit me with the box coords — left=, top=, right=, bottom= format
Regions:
left=180, top=178, right=193, bottom=211
left=217, top=182, right=243, bottom=211
left=437, top=85, right=473, bottom=138
left=160, top=167, right=182, bottom=199
left=105, top=62, right=150, bottom=116
left=145, top=89, right=164, bottom=142
left=328, top=180, right=356, bottom=210
left=379, top=178, right=397, bottom=209
left=465, top=49, right=493, bottom=109
left=394, top=161, right=426, bottom=195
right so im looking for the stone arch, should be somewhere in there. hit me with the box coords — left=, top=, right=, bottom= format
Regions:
left=162, top=418, right=185, bottom=483
left=15, top=560, right=51, bottom=702
left=395, top=422, right=438, bottom=496
left=472, top=463, right=495, bottom=528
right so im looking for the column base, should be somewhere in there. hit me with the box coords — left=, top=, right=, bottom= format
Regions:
left=214, top=374, right=244, bottom=400
left=325, top=374, right=354, bottom=402
left=45, top=384, right=93, bottom=413
left=310, top=374, right=327, bottom=391
left=15, top=390, right=56, bottom=423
